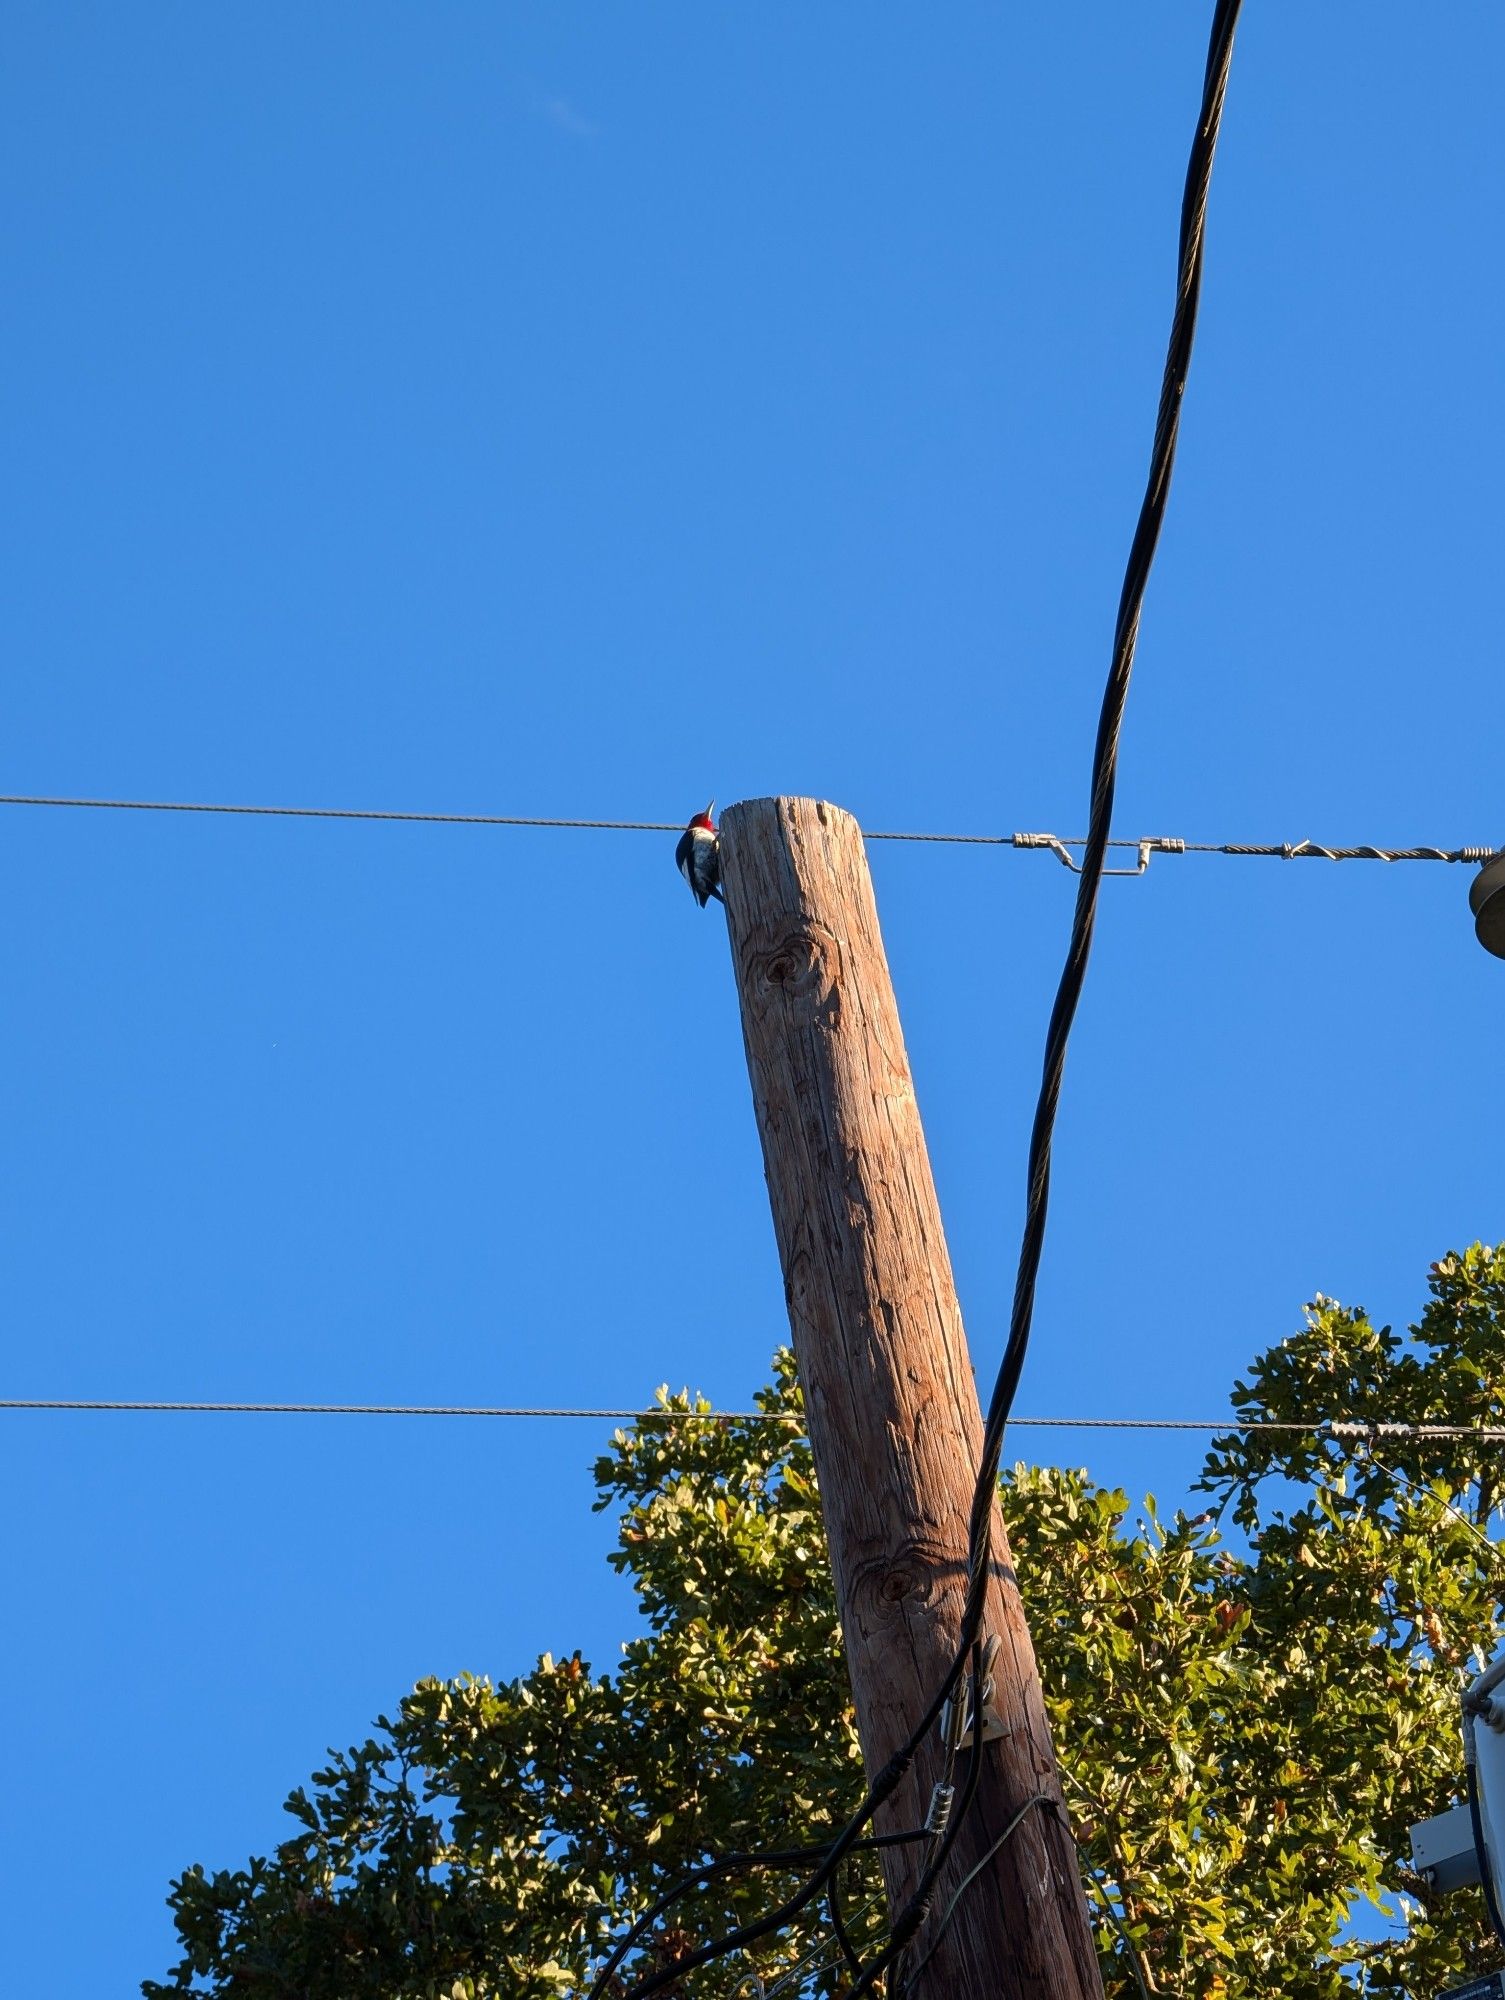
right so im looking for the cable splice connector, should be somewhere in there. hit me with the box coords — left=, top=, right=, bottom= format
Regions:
left=1012, top=831, right=1079, bottom=868
left=1011, top=832, right=1186, bottom=877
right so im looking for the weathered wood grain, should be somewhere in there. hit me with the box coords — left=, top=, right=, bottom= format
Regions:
left=720, top=796, right=1103, bottom=2000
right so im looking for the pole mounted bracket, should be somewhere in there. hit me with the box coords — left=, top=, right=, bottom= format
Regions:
left=940, top=1634, right=1009, bottom=1752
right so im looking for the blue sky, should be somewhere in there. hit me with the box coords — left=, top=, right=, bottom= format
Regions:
left=2, top=5, right=1501, bottom=1989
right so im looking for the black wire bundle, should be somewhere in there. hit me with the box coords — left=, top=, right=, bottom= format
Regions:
left=584, top=1830, right=926, bottom=1997
left=591, top=5, right=1245, bottom=1993
left=861, top=9, right=1247, bottom=1990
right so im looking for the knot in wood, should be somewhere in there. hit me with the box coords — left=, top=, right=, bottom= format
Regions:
left=857, top=1540, right=948, bottom=1613
left=745, top=921, right=840, bottom=1017
left=879, top=1564, right=925, bottom=1605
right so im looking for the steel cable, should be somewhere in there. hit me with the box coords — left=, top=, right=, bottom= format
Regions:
left=0, top=793, right=1488, bottom=862
left=5, top=1401, right=1504, bottom=1443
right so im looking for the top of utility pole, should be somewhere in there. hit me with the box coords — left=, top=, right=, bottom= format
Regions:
left=718, top=795, right=1105, bottom=2000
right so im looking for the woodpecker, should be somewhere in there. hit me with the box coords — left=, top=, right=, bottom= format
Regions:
left=675, top=800, right=723, bottom=907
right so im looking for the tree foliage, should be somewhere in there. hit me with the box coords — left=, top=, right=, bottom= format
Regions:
left=144, top=1244, right=1505, bottom=1998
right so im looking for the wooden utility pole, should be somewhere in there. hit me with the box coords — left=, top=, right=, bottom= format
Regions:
left=719, top=797, right=1104, bottom=2000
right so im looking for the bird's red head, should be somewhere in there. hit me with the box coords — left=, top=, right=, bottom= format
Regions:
left=690, top=800, right=716, bottom=831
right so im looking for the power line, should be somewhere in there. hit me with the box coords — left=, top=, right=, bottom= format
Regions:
left=3, top=1398, right=1503, bottom=1442
left=0, top=793, right=1490, bottom=864
left=1204, top=840, right=1493, bottom=864
left=848, top=7, right=1246, bottom=1996
left=899, top=1796, right=1061, bottom=1993
left=0, top=793, right=683, bottom=833
left=1013, top=832, right=1494, bottom=871
left=970, top=0, right=1243, bottom=1704
left=585, top=1829, right=927, bottom=2000
left=0, top=1398, right=787, bottom=1419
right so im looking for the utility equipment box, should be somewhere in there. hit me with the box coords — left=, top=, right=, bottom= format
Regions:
left=1413, top=1803, right=1484, bottom=1893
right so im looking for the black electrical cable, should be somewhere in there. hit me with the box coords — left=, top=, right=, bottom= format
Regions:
left=897, top=1796, right=1061, bottom=1994
left=594, top=1800, right=901, bottom=2000
left=836, top=8, right=1246, bottom=1991
left=584, top=1827, right=927, bottom=1998
left=964, top=0, right=1244, bottom=1629
left=602, top=1686, right=968, bottom=1999
left=605, top=8, right=1244, bottom=1995
left=882, top=1641, right=991, bottom=1992
left=826, top=1855, right=865, bottom=1987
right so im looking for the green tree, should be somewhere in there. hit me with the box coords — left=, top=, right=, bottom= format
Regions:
left=145, top=1244, right=1505, bottom=1998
